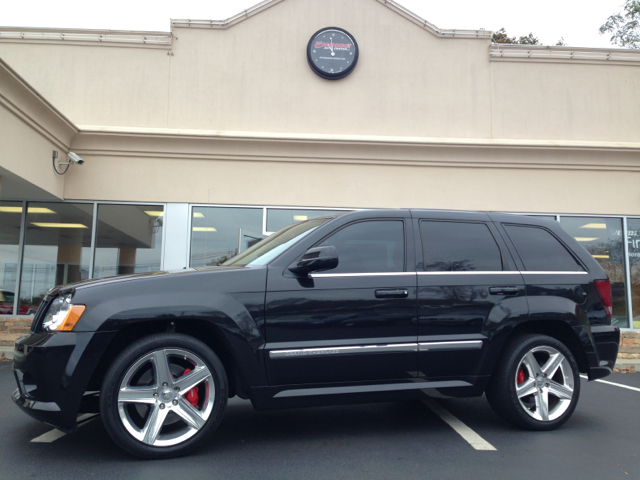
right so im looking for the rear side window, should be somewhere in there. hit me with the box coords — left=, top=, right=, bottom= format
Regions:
left=503, top=224, right=583, bottom=272
left=420, top=221, right=503, bottom=271
left=318, top=220, right=405, bottom=273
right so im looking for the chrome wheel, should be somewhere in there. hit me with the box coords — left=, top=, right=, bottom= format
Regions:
left=117, top=348, right=215, bottom=447
left=515, top=346, right=575, bottom=422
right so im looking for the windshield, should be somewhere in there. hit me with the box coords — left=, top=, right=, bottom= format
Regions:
left=223, top=217, right=333, bottom=267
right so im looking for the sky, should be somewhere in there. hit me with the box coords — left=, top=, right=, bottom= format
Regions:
left=0, top=0, right=628, bottom=49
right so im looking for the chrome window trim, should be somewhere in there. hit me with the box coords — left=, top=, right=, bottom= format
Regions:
left=269, top=343, right=417, bottom=359
left=520, top=271, right=588, bottom=275
left=311, top=271, right=586, bottom=278
left=417, top=271, right=519, bottom=275
left=310, top=272, right=416, bottom=278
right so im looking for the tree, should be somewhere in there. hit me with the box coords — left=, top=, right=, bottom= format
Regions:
left=492, top=27, right=562, bottom=46
left=600, top=0, right=640, bottom=49
left=492, top=28, right=517, bottom=44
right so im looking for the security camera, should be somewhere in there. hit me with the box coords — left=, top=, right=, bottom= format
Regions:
left=67, top=152, right=85, bottom=165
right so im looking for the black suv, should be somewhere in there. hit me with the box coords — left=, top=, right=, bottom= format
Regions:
left=12, top=209, right=620, bottom=458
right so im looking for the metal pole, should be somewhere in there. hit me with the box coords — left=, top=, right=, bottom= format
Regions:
left=13, top=200, right=27, bottom=316
left=88, top=202, right=98, bottom=279
left=623, top=217, right=634, bottom=329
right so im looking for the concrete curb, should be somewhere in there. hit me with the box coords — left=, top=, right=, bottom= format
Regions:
left=0, top=346, right=13, bottom=361
left=614, top=359, right=639, bottom=373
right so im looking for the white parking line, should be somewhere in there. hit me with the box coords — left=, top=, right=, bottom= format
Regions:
left=423, top=399, right=497, bottom=451
left=30, top=414, right=98, bottom=443
left=580, top=375, right=640, bottom=393
left=30, top=428, right=67, bottom=443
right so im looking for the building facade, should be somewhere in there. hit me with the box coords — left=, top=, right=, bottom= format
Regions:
left=0, top=0, right=640, bottom=330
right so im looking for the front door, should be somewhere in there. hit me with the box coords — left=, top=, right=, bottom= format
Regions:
left=264, top=217, right=418, bottom=386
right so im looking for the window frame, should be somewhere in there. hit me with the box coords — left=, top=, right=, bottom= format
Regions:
left=418, top=219, right=505, bottom=273
left=501, top=223, right=587, bottom=272
left=311, top=218, right=408, bottom=274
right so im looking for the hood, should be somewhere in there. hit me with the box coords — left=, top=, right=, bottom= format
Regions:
left=50, top=265, right=250, bottom=295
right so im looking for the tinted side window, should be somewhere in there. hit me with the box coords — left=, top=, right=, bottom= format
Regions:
left=420, top=221, right=502, bottom=271
left=318, top=220, right=405, bottom=273
left=503, top=224, right=583, bottom=272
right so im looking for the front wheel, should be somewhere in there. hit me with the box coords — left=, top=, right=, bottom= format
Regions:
left=100, top=333, right=228, bottom=459
left=486, top=334, right=580, bottom=431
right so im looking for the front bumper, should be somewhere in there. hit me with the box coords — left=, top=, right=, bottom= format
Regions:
left=12, top=331, right=115, bottom=432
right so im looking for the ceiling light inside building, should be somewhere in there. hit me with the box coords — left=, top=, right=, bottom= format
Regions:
left=574, top=237, right=599, bottom=242
left=0, top=207, right=56, bottom=214
left=580, top=223, right=607, bottom=229
left=193, top=227, right=217, bottom=232
left=193, top=212, right=205, bottom=218
left=592, top=255, right=610, bottom=259
left=293, top=215, right=308, bottom=221
left=31, top=223, right=88, bottom=228
left=144, top=211, right=164, bottom=217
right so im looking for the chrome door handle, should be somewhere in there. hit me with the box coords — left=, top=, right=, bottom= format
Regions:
left=489, top=287, right=519, bottom=295
left=375, top=289, right=409, bottom=298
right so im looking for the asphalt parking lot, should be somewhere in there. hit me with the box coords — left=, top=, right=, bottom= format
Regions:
left=1, top=360, right=638, bottom=480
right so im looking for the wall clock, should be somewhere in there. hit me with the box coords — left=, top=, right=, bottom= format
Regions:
left=307, top=27, right=359, bottom=80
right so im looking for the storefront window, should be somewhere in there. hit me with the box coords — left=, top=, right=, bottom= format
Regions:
left=93, top=204, right=164, bottom=279
left=626, top=218, right=640, bottom=328
left=559, top=216, right=628, bottom=328
left=19, top=203, right=93, bottom=313
left=190, top=207, right=263, bottom=267
left=0, top=202, right=23, bottom=315
left=266, top=208, right=346, bottom=233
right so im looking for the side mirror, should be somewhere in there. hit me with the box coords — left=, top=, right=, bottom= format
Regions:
left=288, top=246, right=339, bottom=275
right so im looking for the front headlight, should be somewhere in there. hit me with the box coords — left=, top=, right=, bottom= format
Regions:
left=42, top=294, right=86, bottom=332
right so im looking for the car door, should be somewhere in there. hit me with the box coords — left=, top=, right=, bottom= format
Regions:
left=264, top=214, right=418, bottom=386
left=414, top=212, right=528, bottom=379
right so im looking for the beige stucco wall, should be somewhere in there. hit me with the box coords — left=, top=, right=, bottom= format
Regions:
left=0, top=0, right=635, bottom=144
left=491, top=61, right=640, bottom=143
left=1, top=0, right=639, bottom=213
left=63, top=130, right=640, bottom=215
left=0, top=59, right=76, bottom=199
left=0, top=43, right=170, bottom=128
left=166, top=0, right=492, bottom=138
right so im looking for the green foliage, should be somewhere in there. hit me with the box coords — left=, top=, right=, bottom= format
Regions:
left=600, top=0, right=640, bottom=48
left=492, top=27, right=561, bottom=46
left=492, top=28, right=517, bottom=44
left=517, top=33, right=541, bottom=45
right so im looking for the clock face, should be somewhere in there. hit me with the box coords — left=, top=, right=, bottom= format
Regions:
left=307, top=27, right=359, bottom=80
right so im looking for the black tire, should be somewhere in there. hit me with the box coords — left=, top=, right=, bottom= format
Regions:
left=100, top=333, right=228, bottom=459
left=486, top=334, right=580, bottom=431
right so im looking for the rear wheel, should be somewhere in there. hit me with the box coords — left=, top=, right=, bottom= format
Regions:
left=486, top=334, right=580, bottom=430
left=100, top=333, right=228, bottom=459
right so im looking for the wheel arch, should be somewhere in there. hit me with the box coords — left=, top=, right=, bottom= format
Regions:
left=86, top=317, right=264, bottom=400
left=496, top=320, right=589, bottom=374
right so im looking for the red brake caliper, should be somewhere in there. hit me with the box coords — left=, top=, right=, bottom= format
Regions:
left=517, top=368, right=525, bottom=385
left=182, top=368, right=200, bottom=407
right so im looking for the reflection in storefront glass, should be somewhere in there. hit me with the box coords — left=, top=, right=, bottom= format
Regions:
left=190, top=207, right=263, bottom=267
left=266, top=208, right=346, bottom=233
left=559, top=216, right=628, bottom=328
left=93, top=205, right=164, bottom=279
left=0, top=202, right=23, bottom=315
left=19, top=203, right=93, bottom=314
left=627, top=219, right=640, bottom=328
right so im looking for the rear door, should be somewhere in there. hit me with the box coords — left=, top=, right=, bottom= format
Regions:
left=415, top=212, right=528, bottom=379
